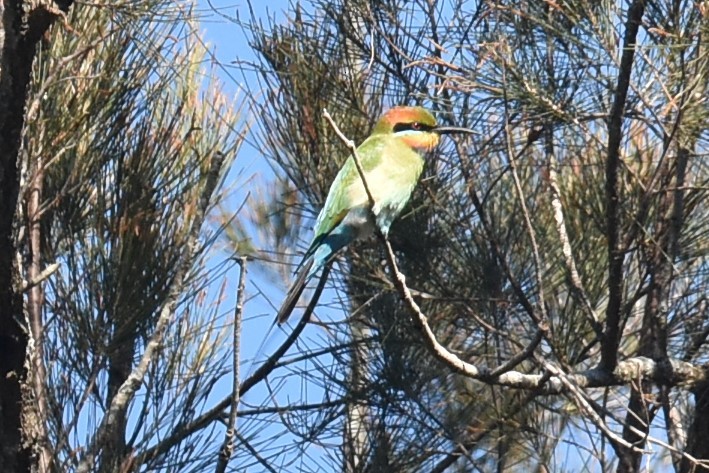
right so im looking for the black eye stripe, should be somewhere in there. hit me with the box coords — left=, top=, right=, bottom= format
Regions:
left=393, top=122, right=435, bottom=133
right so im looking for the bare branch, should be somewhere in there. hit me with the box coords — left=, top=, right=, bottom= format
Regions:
left=602, top=0, right=646, bottom=371
left=21, top=262, right=59, bottom=292
left=215, top=256, right=247, bottom=473
left=548, top=163, right=604, bottom=337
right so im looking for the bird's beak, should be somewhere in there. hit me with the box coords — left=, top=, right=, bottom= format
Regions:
left=434, top=126, right=479, bottom=135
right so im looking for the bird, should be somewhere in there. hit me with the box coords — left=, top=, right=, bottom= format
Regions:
left=276, top=106, right=475, bottom=324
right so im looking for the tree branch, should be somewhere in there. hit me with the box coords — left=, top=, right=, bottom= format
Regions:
left=602, top=0, right=646, bottom=371
left=215, top=256, right=247, bottom=473
left=548, top=157, right=603, bottom=338
left=321, top=103, right=708, bottom=396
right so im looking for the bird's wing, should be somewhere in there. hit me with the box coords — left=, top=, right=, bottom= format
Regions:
left=301, top=136, right=385, bottom=261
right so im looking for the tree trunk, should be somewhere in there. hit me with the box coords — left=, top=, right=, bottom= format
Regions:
left=0, top=2, right=73, bottom=471
left=1, top=3, right=38, bottom=470
left=682, top=382, right=709, bottom=473
left=344, top=318, right=372, bottom=473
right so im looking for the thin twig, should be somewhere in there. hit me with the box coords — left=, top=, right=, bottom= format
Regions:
left=548, top=163, right=603, bottom=337
left=539, top=359, right=644, bottom=454
left=22, top=262, right=59, bottom=292
left=489, top=329, right=543, bottom=378
left=234, top=431, right=278, bottom=473
left=215, top=256, right=247, bottom=473
left=54, top=363, right=102, bottom=471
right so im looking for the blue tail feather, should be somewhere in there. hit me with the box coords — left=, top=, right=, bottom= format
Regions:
left=277, top=223, right=358, bottom=324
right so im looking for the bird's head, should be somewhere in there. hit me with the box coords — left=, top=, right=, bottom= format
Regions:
left=371, top=106, right=475, bottom=152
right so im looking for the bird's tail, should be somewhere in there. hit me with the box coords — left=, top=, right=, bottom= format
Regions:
left=276, top=258, right=314, bottom=324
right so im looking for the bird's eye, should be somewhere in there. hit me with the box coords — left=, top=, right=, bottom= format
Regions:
left=393, top=122, right=432, bottom=133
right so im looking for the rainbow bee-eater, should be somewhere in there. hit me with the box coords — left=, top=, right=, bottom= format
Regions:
left=277, top=106, right=474, bottom=324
